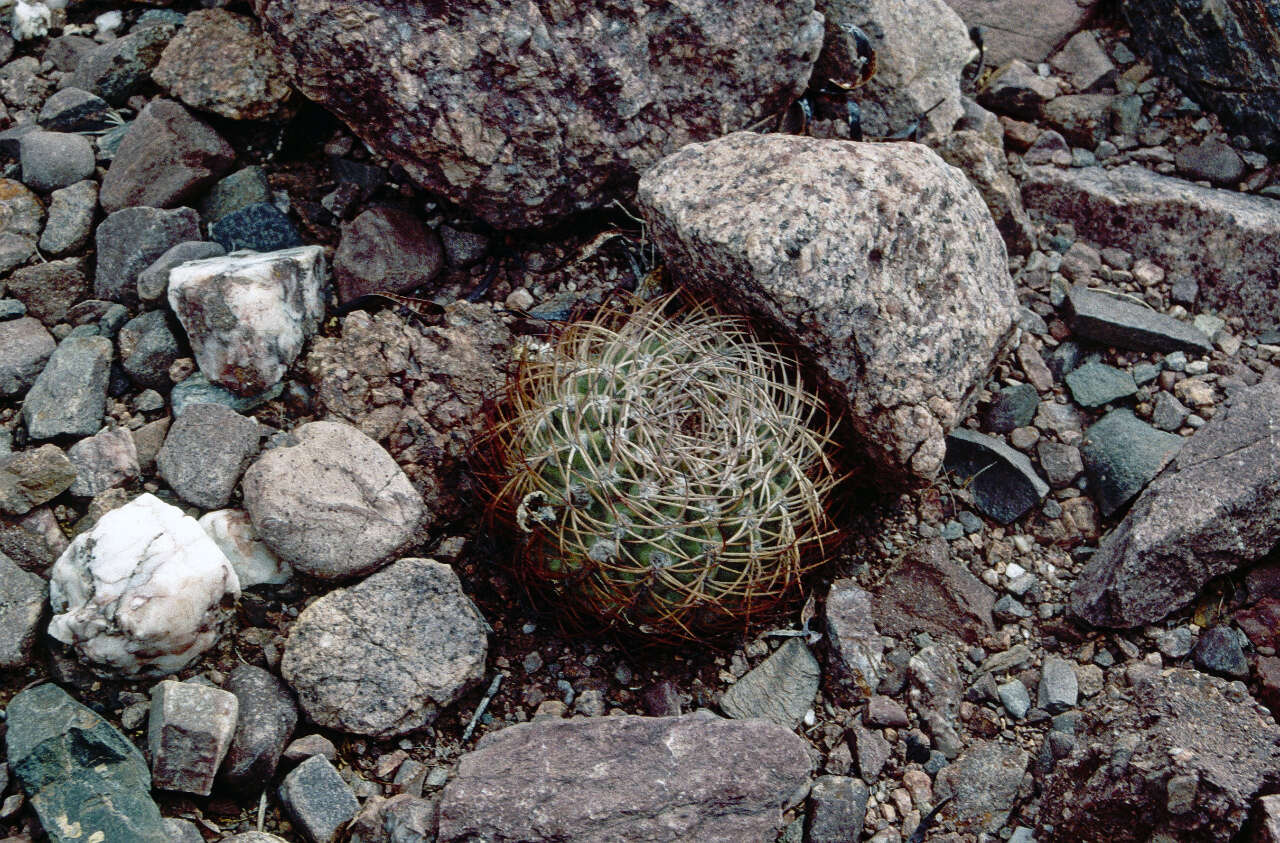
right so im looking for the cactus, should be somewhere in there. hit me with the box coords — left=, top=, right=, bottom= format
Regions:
left=488, top=293, right=840, bottom=639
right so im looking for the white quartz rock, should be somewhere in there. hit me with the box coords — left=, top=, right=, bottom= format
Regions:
left=198, top=509, right=291, bottom=589
left=12, top=0, right=51, bottom=41
left=48, top=493, right=241, bottom=677
left=167, top=246, right=326, bottom=398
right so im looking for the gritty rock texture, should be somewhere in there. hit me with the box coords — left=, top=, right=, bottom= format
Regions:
left=252, top=0, right=823, bottom=228
left=1072, top=381, right=1280, bottom=628
left=437, top=712, right=811, bottom=842
left=333, top=205, right=444, bottom=305
left=278, top=755, right=359, bottom=843
left=944, top=0, right=1094, bottom=65
left=219, top=664, right=299, bottom=791
left=1039, top=669, right=1280, bottom=842
left=1064, top=284, right=1212, bottom=354
left=198, top=509, right=291, bottom=589
left=871, top=537, right=996, bottom=644
left=281, top=557, right=488, bottom=737
left=0, top=316, right=54, bottom=397
left=65, top=427, right=140, bottom=498
left=932, top=129, right=1036, bottom=255
left=1022, top=164, right=1280, bottom=325
left=720, top=638, right=821, bottom=728
left=168, top=246, right=326, bottom=396
left=0, top=549, right=45, bottom=668
left=241, top=421, right=424, bottom=580
left=825, top=579, right=885, bottom=699
left=47, top=493, right=240, bottom=677
left=21, top=335, right=112, bottom=440
left=148, top=679, right=239, bottom=795
left=94, top=205, right=201, bottom=307
left=638, top=132, right=1017, bottom=481
left=157, top=403, right=261, bottom=509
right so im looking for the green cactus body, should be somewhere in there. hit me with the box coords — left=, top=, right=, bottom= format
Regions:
left=494, top=294, right=838, bottom=638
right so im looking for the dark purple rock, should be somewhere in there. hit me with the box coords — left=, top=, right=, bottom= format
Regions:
left=94, top=206, right=200, bottom=307
left=869, top=537, right=997, bottom=645
left=333, top=206, right=444, bottom=305
left=219, top=664, right=298, bottom=793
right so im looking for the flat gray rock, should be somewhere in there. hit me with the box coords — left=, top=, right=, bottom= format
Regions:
left=935, top=740, right=1030, bottom=833
left=158, top=403, right=261, bottom=509
left=1065, top=285, right=1212, bottom=354
left=94, top=205, right=200, bottom=308
left=0, top=316, right=54, bottom=397
left=278, top=755, right=358, bottom=843
left=0, top=549, right=45, bottom=668
left=720, top=638, right=820, bottom=729
left=1079, top=408, right=1183, bottom=519
left=21, top=335, right=112, bottom=440
left=824, top=579, right=884, bottom=700
left=944, top=427, right=1049, bottom=523
left=1065, top=361, right=1138, bottom=408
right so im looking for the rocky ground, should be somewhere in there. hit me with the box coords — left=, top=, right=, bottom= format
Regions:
left=2, top=0, right=1280, bottom=842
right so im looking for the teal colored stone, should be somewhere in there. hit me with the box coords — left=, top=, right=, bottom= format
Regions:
left=1064, top=362, right=1137, bottom=407
left=171, top=372, right=283, bottom=416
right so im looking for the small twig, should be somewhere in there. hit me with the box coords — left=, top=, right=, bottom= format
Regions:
left=461, top=673, right=504, bottom=742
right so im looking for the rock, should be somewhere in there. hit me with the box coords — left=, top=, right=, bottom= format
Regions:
left=99, top=99, right=235, bottom=214
left=825, top=579, right=884, bottom=699
left=1079, top=408, right=1183, bottom=519
left=38, top=180, right=97, bottom=257
left=1038, top=655, right=1079, bottom=712
left=47, top=493, right=240, bottom=676
left=224, top=833, right=290, bottom=843
left=931, top=129, right=1036, bottom=255
left=281, top=557, right=487, bottom=736
left=117, top=310, right=183, bottom=390
left=0, top=316, right=54, bottom=397
left=977, top=59, right=1059, bottom=120
left=0, top=506, right=66, bottom=572
left=68, top=23, right=176, bottom=105
left=252, top=0, right=822, bottom=228
left=1064, top=361, right=1138, bottom=408
left=65, top=427, right=139, bottom=497
left=439, top=225, right=489, bottom=268
left=19, top=131, right=96, bottom=193
left=279, top=755, right=360, bottom=843
left=4, top=684, right=169, bottom=843
left=164, top=818, right=206, bottom=843
left=137, top=241, right=224, bottom=305
left=283, top=734, right=339, bottom=765
left=198, top=509, right=291, bottom=589
left=944, top=0, right=1093, bottom=65
left=21, top=335, right=112, bottom=440
left=304, top=304, right=513, bottom=523
left=1065, top=285, right=1213, bottom=355
left=983, top=382, right=1039, bottom=433
left=6, top=260, right=88, bottom=326
left=944, top=428, right=1049, bottom=523
left=0, top=55, right=50, bottom=105
left=157, top=403, right=261, bottom=509
left=333, top=206, right=445, bottom=305
left=219, top=664, right=298, bottom=792
left=94, top=205, right=200, bottom=307
left=1258, top=795, right=1280, bottom=843
left=348, top=794, right=439, bottom=842
left=1123, top=0, right=1280, bottom=154
left=1023, top=164, right=1280, bottom=325
left=934, top=740, right=1029, bottom=833
left=807, top=775, right=869, bottom=843
left=171, top=372, right=283, bottom=416
left=1036, top=440, right=1084, bottom=488
left=46, top=34, right=95, bottom=73
left=818, top=0, right=971, bottom=139
left=1049, top=30, right=1115, bottom=92
left=0, top=549, right=45, bottom=668
left=1039, top=668, right=1280, bottom=841
left=720, top=638, right=821, bottom=728
left=37, top=87, right=116, bottom=133
left=209, top=203, right=303, bottom=253
left=199, top=165, right=270, bottom=225
left=1192, top=626, right=1249, bottom=679
left=438, top=712, right=809, bottom=841
left=1176, top=139, right=1247, bottom=186
left=870, top=537, right=997, bottom=644
left=0, top=179, right=44, bottom=274
left=168, top=246, right=326, bottom=396
left=242, top=421, right=423, bottom=579
left=637, top=132, right=1016, bottom=481
left=998, top=679, right=1031, bottom=719
left=152, top=9, right=294, bottom=121
left=1040, top=93, right=1112, bottom=148
left=148, top=679, right=238, bottom=795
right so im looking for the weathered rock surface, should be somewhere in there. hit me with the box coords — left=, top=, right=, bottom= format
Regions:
left=281, top=557, right=488, bottom=737
left=47, top=493, right=240, bottom=677
left=0, top=444, right=76, bottom=515
left=638, top=132, right=1017, bottom=481
left=21, top=335, right=112, bottom=440
left=0, top=549, right=45, bottom=668
left=1072, top=381, right=1280, bottom=628
left=252, top=0, right=822, bottom=228
left=241, top=421, right=423, bottom=580
left=932, top=129, right=1036, bottom=255
left=219, top=664, right=299, bottom=792
left=148, top=679, right=239, bottom=795
left=1080, top=408, right=1184, bottom=520
left=437, top=712, right=811, bottom=842
left=1065, top=285, right=1212, bottom=355
left=1038, top=669, right=1280, bottom=842
left=0, top=178, right=43, bottom=275
left=66, top=427, right=140, bottom=497
left=944, top=427, right=1049, bottom=523
left=168, top=246, right=326, bottom=397
left=333, top=205, right=444, bottom=305
left=0, top=316, right=54, bottom=397
left=944, top=0, right=1094, bottom=65
left=720, top=638, right=820, bottom=728
left=279, top=755, right=359, bottom=843
left=870, top=537, right=996, bottom=644
left=825, top=579, right=884, bottom=699
left=157, top=403, right=261, bottom=509
left=1022, top=165, right=1280, bottom=325
left=936, top=740, right=1030, bottom=833
left=94, top=205, right=201, bottom=307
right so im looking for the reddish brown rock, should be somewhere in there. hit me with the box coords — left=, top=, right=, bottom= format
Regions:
left=870, top=537, right=997, bottom=644
left=333, top=206, right=444, bottom=305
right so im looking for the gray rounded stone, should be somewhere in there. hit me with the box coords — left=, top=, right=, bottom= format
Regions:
left=20, top=131, right=96, bottom=193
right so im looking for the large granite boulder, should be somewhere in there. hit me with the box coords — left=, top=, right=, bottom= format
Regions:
left=250, top=0, right=823, bottom=228
left=637, top=132, right=1017, bottom=481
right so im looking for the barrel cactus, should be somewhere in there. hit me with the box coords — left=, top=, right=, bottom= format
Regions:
left=488, top=293, right=840, bottom=639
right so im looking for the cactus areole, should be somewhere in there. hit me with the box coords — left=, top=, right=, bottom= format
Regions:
left=488, top=293, right=840, bottom=640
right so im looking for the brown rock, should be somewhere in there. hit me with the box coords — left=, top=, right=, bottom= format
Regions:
left=870, top=537, right=997, bottom=644
left=1040, top=93, right=1113, bottom=148
left=4, top=259, right=89, bottom=325
left=333, top=206, right=444, bottom=305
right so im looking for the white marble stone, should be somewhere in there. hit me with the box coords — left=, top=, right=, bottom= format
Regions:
left=48, top=493, right=241, bottom=677
left=198, top=508, right=291, bottom=588
left=167, top=246, right=326, bottom=397
left=12, top=0, right=52, bottom=41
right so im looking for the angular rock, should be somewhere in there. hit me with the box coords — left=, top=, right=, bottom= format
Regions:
left=997, top=679, right=1031, bottom=719
left=1079, top=408, right=1183, bottom=519
left=1193, top=625, right=1249, bottom=679
left=157, top=403, right=261, bottom=509
left=638, top=132, right=1017, bottom=481
left=977, top=59, right=1059, bottom=120
left=21, top=335, right=112, bottom=440
left=1036, top=440, right=1084, bottom=488
left=38, top=180, right=97, bottom=257
left=198, top=509, right=291, bottom=589
left=1023, top=165, right=1280, bottom=324
left=1073, top=383, right=1280, bottom=626
left=1040, top=93, right=1112, bottom=148
left=5, top=684, right=169, bottom=843
left=825, top=579, right=884, bottom=699
left=118, top=310, right=184, bottom=390
left=944, top=427, right=1049, bottom=523
left=68, top=23, right=176, bottom=105
left=1258, top=795, right=1280, bottom=843
left=66, top=427, right=140, bottom=497
left=19, top=131, right=96, bottom=193
left=37, top=87, right=116, bottom=133
left=168, top=246, right=326, bottom=396
left=171, top=372, right=283, bottom=417
left=148, top=679, right=239, bottom=795
left=1038, top=655, right=1079, bottom=712
left=242, top=421, right=423, bottom=579
left=909, top=643, right=962, bottom=719
left=136, top=240, right=225, bottom=305
left=209, top=202, right=303, bottom=253
left=0, top=316, right=54, bottom=396
left=1049, top=30, right=1115, bottom=93
left=47, top=493, right=240, bottom=676
left=99, top=99, right=235, bottom=214
left=152, top=9, right=294, bottom=121
left=348, top=794, right=438, bottom=843
left=199, top=165, right=270, bottom=225
left=334, top=206, right=445, bottom=305
left=438, top=712, right=811, bottom=841
left=931, top=129, right=1036, bottom=255
left=281, top=557, right=487, bottom=737
left=1065, top=361, right=1138, bottom=408
left=219, top=664, right=298, bottom=792
left=0, top=506, right=66, bottom=573
left=720, top=638, right=821, bottom=728
left=983, top=382, right=1039, bottom=433
left=1039, top=668, right=1280, bottom=841
left=253, top=0, right=822, bottom=228
left=0, top=178, right=44, bottom=274
left=807, top=775, right=869, bottom=843
left=870, top=537, right=996, bottom=644
left=935, top=741, right=1030, bottom=833
left=944, top=0, right=1094, bottom=65
left=1064, top=285, right=1212, bottom=354
left=94, top=205, right=200, bottom=307
left=279, top=755, right=359, bottom=843
left=0, top=549, right=45, bottom=668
